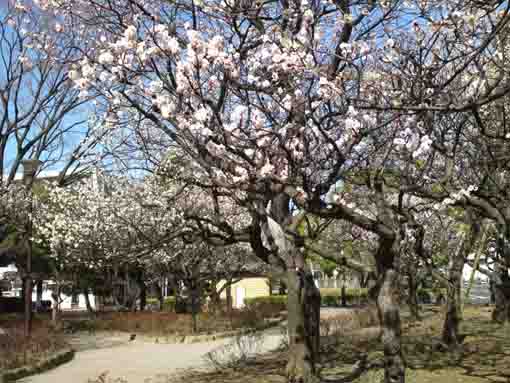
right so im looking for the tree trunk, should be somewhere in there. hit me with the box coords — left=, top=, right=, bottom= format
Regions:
left=21, top=276, right=26, bottom=302
left=407, top=273, right=420, bottom=321
left=226, top=279, right=233, bottom=327
left=442, top=255, right=464, bottom=346
left=51, top=280, right=61, bottom=324
left=286, top=265, right=321, bottom=383
left=442, top=221, right=481, bottom=345
left=209, top=284, right=221, bottom=315
left=492, top=275, right=510, bottom=323
left=406, top=258, right=420, bottom=321
left=154, top=281, right=164, bottom=311
left=83, top=287, right=95, bottom=315
left=168, top=276, right=180, bottom=313
left=341, top=284, right=347, bottom=307
left=190, top=283, right=200, bottom=334
left=35, top=280, right=43, bottom=313
left=265, top=195, right=320, bottom=383
left=492, top=224, right=510, bottom=323
left=24, top=276, right=33, bottom=337
left=376, top=241, right=405, bottom=383
left=137, top=271, right=147, bottom=311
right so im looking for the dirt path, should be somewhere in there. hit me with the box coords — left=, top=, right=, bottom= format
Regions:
left=18, top=307, right=375, bottom=383
left=18, top=332, right=283, bottom=383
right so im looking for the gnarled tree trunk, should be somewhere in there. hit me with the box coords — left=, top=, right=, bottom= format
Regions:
left=443, top=220, right=479, bottom=345
left=286, top=262, right=321, bottom=383
left=491, top=268, right=510, bottom=323
left=376, top=240, right=405, bottom=383
left=265, top=194, right=321, bottom=383
left=407, top=269, right=420, bottom=321
left=492, top=224, right=510, bottom=322
left=442, top=255, right=464, bottom=347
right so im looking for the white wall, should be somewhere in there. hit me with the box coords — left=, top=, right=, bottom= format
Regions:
left=0, top=265, right=17, bottom=278
left=463, top=264, right=489, bottom=282
left=32, top=290, right=96, bottom=310
left=1, top=264, right=95, bottom=310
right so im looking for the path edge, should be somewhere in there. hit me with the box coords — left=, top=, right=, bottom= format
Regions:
left=1, top=348, right=75, bottom=383
left=136, top=317, right=286, bottom=345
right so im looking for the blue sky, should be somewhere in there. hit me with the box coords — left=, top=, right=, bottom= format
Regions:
left=1, top=3, right=93, bottom=178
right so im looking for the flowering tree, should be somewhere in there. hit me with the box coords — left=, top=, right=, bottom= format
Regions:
left=34, top=0, right=510, bottom=381
left=0, top=3, right=103, bottom=186
left=0, top=3, right=105, bottom=323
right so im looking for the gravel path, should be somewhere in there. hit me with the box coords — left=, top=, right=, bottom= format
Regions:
left=18, top=332, right=283, bottom=383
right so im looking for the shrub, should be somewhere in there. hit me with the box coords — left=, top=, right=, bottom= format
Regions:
left=244, top=288, right=369, bottom=310
left=322, top=295, right=338, bottom=307
left=320, top=288, right=369, bottom=306
left=244, top=295, right=286, bottom=312
left=204, top=332, right=264, bottom=370
left=320, top=305, right=379, bottom=336
left=415, top=288, right=447, bottom=304
left=417, top=288, right=432, bottom=304
left=0, top=317, right=68, bottom=370
left=146, top=297, right=176, bottom=312
left=71, top=309, right=277, bottom=336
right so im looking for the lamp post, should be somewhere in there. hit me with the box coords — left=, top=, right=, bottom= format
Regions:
left=21, top=159, right=41, bottom=341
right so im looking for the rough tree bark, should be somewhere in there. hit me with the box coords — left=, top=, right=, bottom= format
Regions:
left=226, top=279, right=233, bottom=327
left=265, top=195, right=321, bottom=383
left=35, top=280, right=43, bottom=313
left=285, top=256, right=321, bottom=383
left=491, top=265, right=510, bottom=323
left=442, top=221, right=479, bottom=346
left=414, top=219, right=473, bottom=348
left=442, top=253, right=464, bottom=346
left=407, top=268, right=420, bottom=321
left=376, top=238, right=405, bottom=383
left=492, top=224, right=510, bottom=323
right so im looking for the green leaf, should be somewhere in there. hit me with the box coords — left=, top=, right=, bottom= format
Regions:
left=251, top=18, right=265, bottom=33
left=431, top=184, right=443, bottom=194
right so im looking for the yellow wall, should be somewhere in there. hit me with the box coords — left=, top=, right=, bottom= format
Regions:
left=218, top=277, right=270, bottom=308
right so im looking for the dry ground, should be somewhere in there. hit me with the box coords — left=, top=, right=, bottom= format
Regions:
left=174, top=306, right=510, bottom=383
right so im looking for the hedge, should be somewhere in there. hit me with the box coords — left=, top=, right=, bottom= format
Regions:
left=244, top=288, right=369, bottom=309
left=245, top=295, right=286, bottom=310
left=416, top=288, right=447, bottom=303
left=146, top=297, right=176, bottom=311
left=320, top=288, right=369, bottom=306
